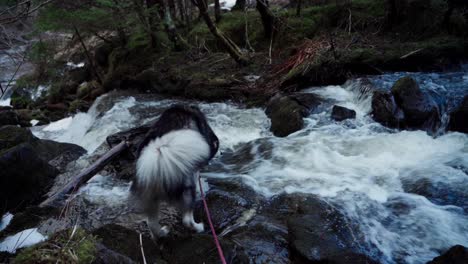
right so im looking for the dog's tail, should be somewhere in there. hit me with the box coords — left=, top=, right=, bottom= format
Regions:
left=135, top=129, right=210, bottom=198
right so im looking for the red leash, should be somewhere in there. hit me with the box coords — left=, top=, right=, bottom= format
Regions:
left=197, top=172, right=227, bottom=264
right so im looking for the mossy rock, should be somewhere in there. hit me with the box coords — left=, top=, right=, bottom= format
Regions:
left=69, top=99, right=91, bottom=113
left=92, top=224, right=162, bottom=263
left=0, top=125, right=35, bottom=152
left=47, top=83, right=65, bottom=104
left=76, top=81, right=102, bottom=99
left=265, top=96, right=309, bottom=137
left=13, top=228, right=99, bottom=264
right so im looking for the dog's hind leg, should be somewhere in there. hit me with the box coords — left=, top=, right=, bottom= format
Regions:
left=181, top=187, right=204, bottom=233
left=145, top=201, right=170, bottom=239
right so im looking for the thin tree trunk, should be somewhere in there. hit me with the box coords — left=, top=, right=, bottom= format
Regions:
left=256, top=0, right=276, bottom=39
left=192, top=0, right=249, bottom=65
left=162, top=0, right=190, bottom=50
left=168, top=0, right=177, bottom=19
left=296, top=0, right=302, bottom=16
left=177, top=0, right=187, bottom=25
left=214, top=0, right=222, bottom=23
left=73, top=25, right=103, bottom=83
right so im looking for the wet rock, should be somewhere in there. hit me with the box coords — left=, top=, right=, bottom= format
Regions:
left=331, top=105, right=356, bottom=121
left=67, top=66, right=91, bottom=84
left=77, top=80, right=103, bottom=99
left=94, top=43, right=114, bottom=68
left=194, top=177, right=261, bottom=232
left=289, top=93, right=323, bottom=111
left=0, top=143, right=59, bottom=212
left=0, top=206, right=58, bottom=239
left=427, top=245, right=468, bottom=264
left=92, top=224, right=162, bottom=263
left=285, top=194, right=371, bottom=263
left=390, top=77, right=440, bottom=130
left=0, top=109, right=19, bottom=126
left=15, top=109, right=34, bottom=127
left=448, top=95, right=468, bottom=133
left=10, top=87, right=33, bottom=109
left=0, top=125, right=35, bottom=151
left=160, top=234, right=247, bottom=264
left=93, top=243, right=137, bottom=264
left=265, top=95, right=308, bottom=137
left=402, top=177, right=468, bottom=212
left=0, top=126, right=86, bottom=211
left=69, top=99, right=91, bottom=113
left=227, top=218, right=289, bottom=263
left=371, top=90, right=405, bottom=128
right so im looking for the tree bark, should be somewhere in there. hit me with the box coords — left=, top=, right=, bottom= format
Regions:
left=256, top=0, right=276, bottom=39
left=232, top=0, right=246, bottom=11
left=214, top=0, right=222, bottom=23
left=40, top=141, right=129, bottom=208
left=177, top=0, right=187, bottom=24
left=192, top=0, right=249, bottom=65
left=73, top=25, right=103, bottom=83
left=162, top=0, right=190, bottom=50
left=296, top=0, right=302, bottom=16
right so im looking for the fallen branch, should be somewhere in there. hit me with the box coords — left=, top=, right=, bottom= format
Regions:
left=400, top=48, right=424, bottom=59
left=40, top=140, right=129, bottom=208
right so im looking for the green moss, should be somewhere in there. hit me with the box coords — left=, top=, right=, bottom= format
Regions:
left=13, top=228, right=99, bottom=264
left=47, top=83, right=64, bottom=104
left=15, top=75, right=38, bottom=90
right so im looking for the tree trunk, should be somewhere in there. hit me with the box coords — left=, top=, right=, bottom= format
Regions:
left=214, top=0, right=222, bottom=22
left=296, top=0, right=302, bottom=16
left=163, top=0, right=190, bottom=50
left=168, top=0, right=177, bottom=19
left=73, top=25, right=103, bottom=83
left=232, top=0, right=246, bottom=11
left=256, top=0, right=276, bottom=39
left=192, top=0, right=249, bottom=65
left=177, top=0, right=187, bottom=24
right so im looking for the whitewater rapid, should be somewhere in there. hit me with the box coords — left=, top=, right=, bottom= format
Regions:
left=29, top=70, right=468, bottom=264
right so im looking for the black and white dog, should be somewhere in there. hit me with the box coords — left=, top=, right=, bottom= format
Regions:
left=130, top=104, right=219, bottom=238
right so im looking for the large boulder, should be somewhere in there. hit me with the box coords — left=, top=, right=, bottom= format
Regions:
left=0, top=143, right=59, bottom=212
left=331, top=105, right=356, bottom=121
left=427, top=245, right=468, bottom=264
left=284, top=194, right=376, bottom=264
left=371, top=90, right=405, bottom=128
left=390, top=77, right=440, bottom=131
left=448, top=95, right=468, bottom=133
left=0, top=126, right=86, bottom=211
left=266, top=94, right=320, bottom=137
left=0, top=109, right=19, bottom=126
left=92, top=224, right=162, bottom=263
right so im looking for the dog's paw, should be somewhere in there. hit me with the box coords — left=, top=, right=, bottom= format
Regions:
left=158, top=226, right=170, bottom=237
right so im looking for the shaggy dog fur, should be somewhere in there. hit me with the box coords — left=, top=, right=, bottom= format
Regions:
left=130, top=104, right=218, bottom=238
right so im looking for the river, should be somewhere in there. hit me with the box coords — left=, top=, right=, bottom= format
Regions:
left=1, top=54, right=467, bottom=262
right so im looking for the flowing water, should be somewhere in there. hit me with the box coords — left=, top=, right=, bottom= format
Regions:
left=3, top=66, right=467, bottom=263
